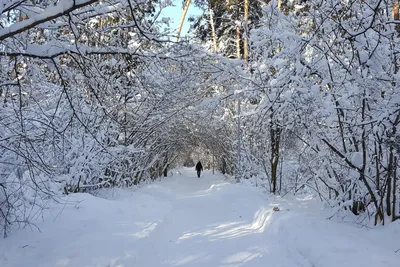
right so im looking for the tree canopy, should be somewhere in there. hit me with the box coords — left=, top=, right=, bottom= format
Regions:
left=0, top=0, right=399, bottom=237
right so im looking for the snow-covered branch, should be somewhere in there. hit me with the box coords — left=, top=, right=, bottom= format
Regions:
left=0, top=0, right=98, bottom=41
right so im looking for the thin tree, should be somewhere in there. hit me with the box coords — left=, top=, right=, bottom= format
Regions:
left=243, top=0, right=249, bottom=61
left=235, top=0, right=241, bottom=59
left=176, top=0, right=192, bottom=41
left=209, top=4, right=218, bottom=51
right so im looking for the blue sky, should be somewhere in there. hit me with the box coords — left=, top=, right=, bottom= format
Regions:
left=159, top=0, right=203, bottom=36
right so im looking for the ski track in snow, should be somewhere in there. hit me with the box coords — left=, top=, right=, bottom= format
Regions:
left=0, top=168, right=399, bottom=267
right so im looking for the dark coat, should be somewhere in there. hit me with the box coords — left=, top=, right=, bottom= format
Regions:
left=195, top=161, right=203, bottom=171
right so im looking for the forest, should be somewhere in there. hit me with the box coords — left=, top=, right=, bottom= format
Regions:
left=0, top=0, right=399, bottom=238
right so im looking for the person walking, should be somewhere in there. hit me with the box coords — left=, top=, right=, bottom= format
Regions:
left=195, top=161, right=203, bottom=178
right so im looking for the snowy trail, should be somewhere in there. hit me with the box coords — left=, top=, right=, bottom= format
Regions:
left=1, top=168, right=399, bottom=267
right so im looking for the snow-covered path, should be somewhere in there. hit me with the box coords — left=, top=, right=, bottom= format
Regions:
left=1, top=168, right=399, bottom=267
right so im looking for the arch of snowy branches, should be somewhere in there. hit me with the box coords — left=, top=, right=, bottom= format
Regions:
left=1, top=0, right=399, bottom=237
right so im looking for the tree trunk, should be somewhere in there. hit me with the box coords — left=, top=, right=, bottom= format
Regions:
left=393, top=0, right=400, bottom=72
left=393, top=0, right=399, bottom=31
left=236, top=99, right=241, bottom=182
left=209, top=5, right=218, bottom=52
left=393, top=156, right=398, bottom=221
left=163, top=165, right=168, bottom=177
left=243, top=0, right=249, bottom=62
left=235, top=23, right=241, bottom=59
left=270, top=120, right=281, bottom=194
left=387, top=146, right=394, bottom=217
left=212, top=152, right=215, bottom=174
left=279, top=154, right=283, bottom=194
left=176, top=0, right=191, bottom=41
left=278, top=0, right=282, bottom=9
left=235, top=0, right=241, bottom=59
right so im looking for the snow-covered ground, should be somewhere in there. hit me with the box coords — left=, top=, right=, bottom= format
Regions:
left=1, top=168, right=399, bottom=267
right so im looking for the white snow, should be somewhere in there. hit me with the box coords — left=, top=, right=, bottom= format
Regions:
left=270, top=79, right=278, bottom=86
left=351, top=152, right=364, bottom=168
left=0, top=0, right=97, bottom=40
left=0, top=168, right=399, bottom=267
left=359, top=51, right=369, bottom=63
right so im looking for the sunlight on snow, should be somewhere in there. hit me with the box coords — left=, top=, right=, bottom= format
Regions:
left=221, top=247, right=268, bottom=267
left=134, top=222, right=158, bottom=238
left=113, top=222, right=158, bottom=239
left=212, top=207, right=273, bottom=240
left=204, top=182, right=229, bottom=193
left=178, top=207, right=273, bottom=242
left=178, top=221, right=244, bottom=241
